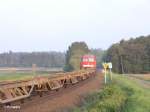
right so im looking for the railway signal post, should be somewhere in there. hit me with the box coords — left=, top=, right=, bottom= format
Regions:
left=102, top=62, right=113, bottom=84
left=102, top=63, right=108, bottom=84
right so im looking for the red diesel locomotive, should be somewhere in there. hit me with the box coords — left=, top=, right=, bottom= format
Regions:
left=80, top=55, right=96, bottom=69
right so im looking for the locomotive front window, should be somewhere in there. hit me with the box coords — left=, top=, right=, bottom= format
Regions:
left=89, top=58, right=94, bottom=62
left=83, top=58, right=88, bottom=62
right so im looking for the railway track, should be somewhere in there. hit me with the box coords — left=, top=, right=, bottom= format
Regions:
left=0, top=70, right=102, bottom=112
left=0, top=70, right=96, bottom=105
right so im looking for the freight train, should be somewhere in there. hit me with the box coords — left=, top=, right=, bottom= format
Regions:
left=0, top=55, right=97, bottom=105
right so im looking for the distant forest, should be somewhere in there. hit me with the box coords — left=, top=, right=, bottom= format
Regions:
left=106, top=35, right=150, bottom=74
left=0, top=51, right=65, bottom=68
left=0, top=47, right=104, bottom=69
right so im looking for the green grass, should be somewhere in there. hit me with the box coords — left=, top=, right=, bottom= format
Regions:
left=0, top=72, right=34, bottom=81
left=73, top=74, right=150, bottom=112
left=0, top=72, right=50, bottom=81
left=115, top=75, right=150, bottom=112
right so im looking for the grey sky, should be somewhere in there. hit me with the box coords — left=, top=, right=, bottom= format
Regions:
left=0, top=0, right=150, bottom=52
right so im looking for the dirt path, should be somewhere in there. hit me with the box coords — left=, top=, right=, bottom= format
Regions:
left=2, top=72, right=103, bottom=112
left=129, top=76, right=150, bottom=89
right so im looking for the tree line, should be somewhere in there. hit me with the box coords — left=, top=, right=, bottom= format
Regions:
left=0, top=42, right=104, bottom=70
left=0, top=51, right=65, bottom=68
left=105, top=35, right=150, bottom=74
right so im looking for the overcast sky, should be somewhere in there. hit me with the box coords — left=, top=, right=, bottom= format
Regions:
left=0, top=0, right=150, bottom=52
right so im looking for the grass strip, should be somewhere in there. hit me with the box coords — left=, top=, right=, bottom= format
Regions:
left=73, top=74, right=150, bottom=112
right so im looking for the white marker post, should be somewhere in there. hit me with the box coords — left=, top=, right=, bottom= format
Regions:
left=104, top=68, right=107, bottom=84
left=108, top=62, right=112, bottom=81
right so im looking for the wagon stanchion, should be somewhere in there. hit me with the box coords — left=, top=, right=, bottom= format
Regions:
left=32, top=64, right=37, bottom=78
